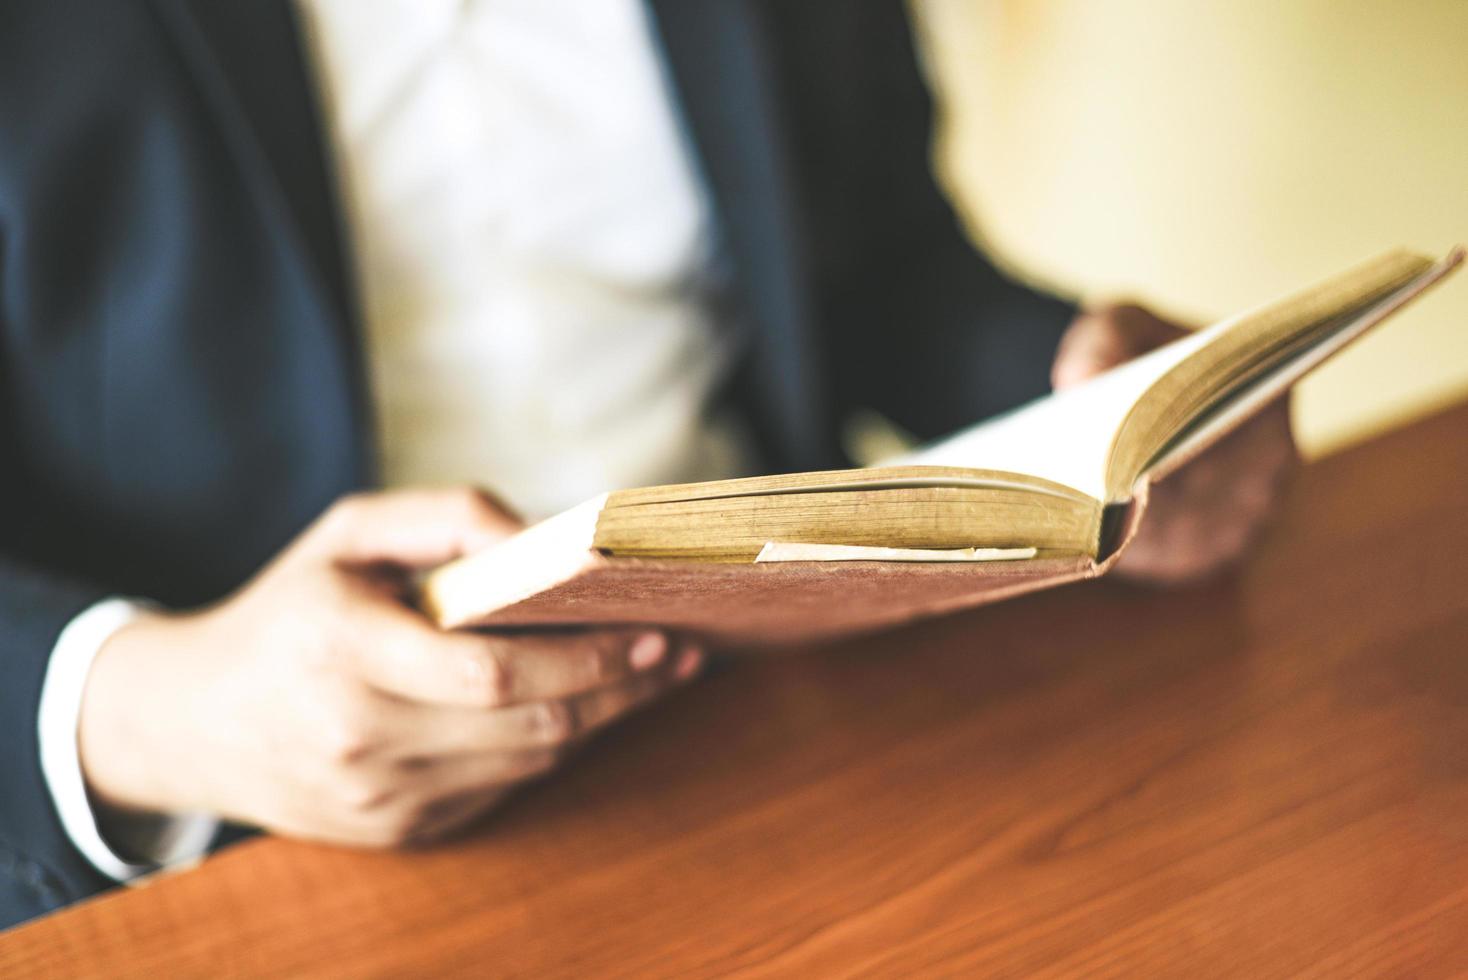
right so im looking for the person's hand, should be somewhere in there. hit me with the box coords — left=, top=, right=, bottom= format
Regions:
left=1052, top=303, right=1297, bottom=585
left=78, top=488, right=702, bottom=847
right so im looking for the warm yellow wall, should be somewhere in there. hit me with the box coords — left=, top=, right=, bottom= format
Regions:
left=914, top=0, right=1468, bottom=457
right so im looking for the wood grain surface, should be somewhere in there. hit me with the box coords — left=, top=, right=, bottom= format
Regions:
left=5, top=403, right=1468, bottom=978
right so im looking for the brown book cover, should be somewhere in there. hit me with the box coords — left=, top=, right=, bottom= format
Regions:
left=421, top=247, right=1463, bottom=647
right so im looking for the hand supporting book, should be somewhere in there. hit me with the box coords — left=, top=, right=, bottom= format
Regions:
left=79, top=490, right=704, bottom=849
left=73, top=247, right=1461, bottom=857
left=1050, top=303, right=1296, bottom=585
left=423, top=247, right=1463, bottom=645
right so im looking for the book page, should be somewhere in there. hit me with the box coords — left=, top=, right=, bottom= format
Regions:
left=895, top=248, right=1458, bottom=501
left=755, top=543, right=1038, bottom=563
left=1142, top=251, right=1462, bottom=484
left=894, top=328, right=1213, bottom=500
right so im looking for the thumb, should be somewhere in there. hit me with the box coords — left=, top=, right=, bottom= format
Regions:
left=311, top=488, right=525, bottom=569
left=1051, top=304, right=1191, bottom=390
left=1051, top=312, right=1130, bottom=390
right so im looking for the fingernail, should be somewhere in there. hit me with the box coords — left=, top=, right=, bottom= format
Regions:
left=674, top=647, right=704, bottom=682
left=629, top=633, right=667, bottom=671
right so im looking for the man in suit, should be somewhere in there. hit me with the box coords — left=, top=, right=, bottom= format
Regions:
left=0, top=0, right=1292, bottom=928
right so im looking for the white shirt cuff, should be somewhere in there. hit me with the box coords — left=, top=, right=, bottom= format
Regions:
left=37, top=598, right=218, bottom=883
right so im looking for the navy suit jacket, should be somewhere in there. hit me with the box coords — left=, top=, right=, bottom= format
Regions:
left=0, top=0, right=1075, bottom=927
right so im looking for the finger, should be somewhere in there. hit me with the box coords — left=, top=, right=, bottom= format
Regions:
left=400, top=788, right=510, bottom=847
left=344, top=599, right=518, bottom=707
left=1052, top=314, right=1132, bottom=389
left=256, top=810, right=391, bottom=849
left=569, top=645, right=705, bottom=735
left=1239, top=399, right=1298, bottom=474
left=364, top=678, right=637, bottom=756
left=1168, top=399, right=1296, bottom=506
left=400, top=651, right=706, bottom=841
left=311, top=487, right=524, bottom=569
left=271, top=787, right=505, bottom=850
left=400, top=748, right=560, bottom=796
left=1203, top=397, right=1295, bottom=460
left=491, top=630, right=670, bottom=704
left=351, top=615, right=670, bottom=708
left=1052, top=305, right=1190, bottom=390
left=370, top=646, right=703, bottom=757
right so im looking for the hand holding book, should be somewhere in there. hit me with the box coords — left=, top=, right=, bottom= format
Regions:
left=423, top=247, right=1463, bottom=646
left=1051, top=304, right=1296, bottom=585
left=78, top=489, right=704, bottom=848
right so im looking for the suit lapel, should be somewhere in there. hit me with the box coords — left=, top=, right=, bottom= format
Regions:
left=147, top=0, right=370, bottom=448
left=144, top=0, right=835, bottom=478
left=647, top=0, right=839, bottom=471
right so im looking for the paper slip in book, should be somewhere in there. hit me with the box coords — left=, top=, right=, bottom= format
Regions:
left=421, top=247, right=1463, bottom=646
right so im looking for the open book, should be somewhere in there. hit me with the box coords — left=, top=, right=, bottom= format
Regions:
left=422, top=247, right=1463, bottom=645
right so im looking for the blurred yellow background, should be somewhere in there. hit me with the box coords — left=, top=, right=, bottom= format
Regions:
left=914, top=0, right=1468, bottom=457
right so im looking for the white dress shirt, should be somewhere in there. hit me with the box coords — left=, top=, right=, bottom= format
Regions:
left=309, top=0, right=750, bottom=518
left=41, top=0, right=751, bottom=881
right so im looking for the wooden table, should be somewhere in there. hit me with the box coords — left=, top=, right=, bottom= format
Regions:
left=6, top=403, right=1468, bottom=978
